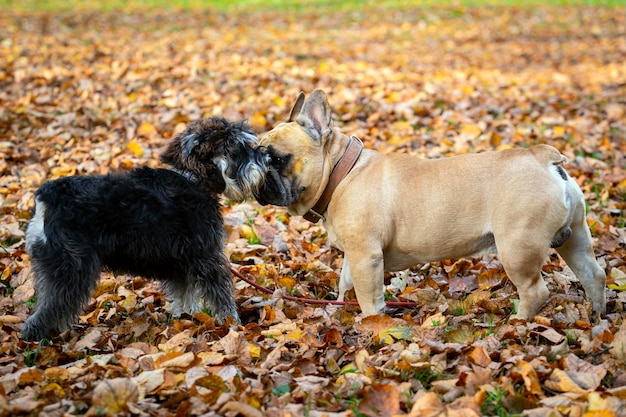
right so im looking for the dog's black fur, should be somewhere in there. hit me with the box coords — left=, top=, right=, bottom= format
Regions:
left=22, top=117, right=268, bottom=342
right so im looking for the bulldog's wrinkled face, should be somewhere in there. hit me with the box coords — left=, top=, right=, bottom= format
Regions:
left=255, top=123, right=314, bottom=207
left=254, top=90, right=336, bottom=215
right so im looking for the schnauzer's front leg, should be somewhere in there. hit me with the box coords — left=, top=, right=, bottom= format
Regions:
left=195, top=258, right=241, bottom=324
left=162, top=259, right=240, bottom=324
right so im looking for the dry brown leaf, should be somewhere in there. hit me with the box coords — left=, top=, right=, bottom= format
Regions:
left=73, top=330, right=102, bottom=351
left=157, top=351, right=196, bottom=369
left=88, top=378, right=139, bottom=416
left=358, top=383, right=401, bottom=417
left=544, top=369, right=588, bottom=394
left=158, top=329, right=193, bottom=353
left=220, top=401, right=264, bottom=417
left=511, top=361, right=543, bottom=396
left=468, top=346, right=492, bottom=368
left=133, top=369, right=165, bottom=395
left=405, top=391, right=445, bottom=417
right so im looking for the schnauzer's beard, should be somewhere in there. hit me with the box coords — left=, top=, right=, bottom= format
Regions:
left=214, top=131, right=270, bottom=202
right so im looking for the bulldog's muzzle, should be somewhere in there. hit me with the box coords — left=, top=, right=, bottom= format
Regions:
left=255, top=167, right=303, bottom=207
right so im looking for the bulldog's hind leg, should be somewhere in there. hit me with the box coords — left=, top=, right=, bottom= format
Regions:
left=555, top=205, right=606, bottom=316
left=496, top=236, right=550, bottom=320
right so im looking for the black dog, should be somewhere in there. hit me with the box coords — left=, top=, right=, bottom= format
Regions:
left=22, top=118, right=268, bottom=341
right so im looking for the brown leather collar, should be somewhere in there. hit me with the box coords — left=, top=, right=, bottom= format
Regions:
left=304, top=136, right=364, bottom=223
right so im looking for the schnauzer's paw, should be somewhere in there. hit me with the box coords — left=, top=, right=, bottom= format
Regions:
left=21, top=319, right=50, bottom=342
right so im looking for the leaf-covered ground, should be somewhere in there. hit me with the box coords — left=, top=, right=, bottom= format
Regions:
left=1, top=3, right=626, bottom=416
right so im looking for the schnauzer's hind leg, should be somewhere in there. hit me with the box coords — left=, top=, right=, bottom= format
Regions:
left=194, top=258, right=240, bottom=324
left=22, top=242, right=101, bottom=341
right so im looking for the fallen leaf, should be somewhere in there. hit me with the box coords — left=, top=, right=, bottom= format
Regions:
left=358, top=383, right=401, bottom=417
left=88, top=378, right=139, bottom=416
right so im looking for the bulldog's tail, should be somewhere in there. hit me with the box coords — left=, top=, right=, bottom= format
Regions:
left=531, top=144, right=569, bottom=181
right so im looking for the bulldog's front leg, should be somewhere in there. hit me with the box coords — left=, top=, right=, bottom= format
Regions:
left=337, top=257, right=353, bottom=303
left=341, top=247, right=386, bottom=316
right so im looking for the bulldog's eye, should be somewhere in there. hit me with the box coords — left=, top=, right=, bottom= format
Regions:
left=271, top=155, right=285, bottom=168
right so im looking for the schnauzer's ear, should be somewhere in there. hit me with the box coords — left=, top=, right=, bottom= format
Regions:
left=181, top=133, right=200, bottom=161
left=161, top=130, right=200, bottom=167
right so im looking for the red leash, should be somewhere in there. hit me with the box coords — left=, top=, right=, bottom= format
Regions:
left=230, top=266, right=417, bottom=308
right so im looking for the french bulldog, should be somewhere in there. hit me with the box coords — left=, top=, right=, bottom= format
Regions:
left=256, top=89, right=606, bottom=321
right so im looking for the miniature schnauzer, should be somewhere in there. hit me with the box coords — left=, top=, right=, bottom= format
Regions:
left=22, top=117, right=268, bottom=341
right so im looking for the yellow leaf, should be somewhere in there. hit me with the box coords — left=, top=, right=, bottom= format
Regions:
left=586, top=392, right=616, bottom=415
left=445, top=328, right=474, bottom=344
left=460, top=123, right=482, bottom=137
left=119, top=293, right=137, bottom=312
left=285, top=328, right=302, bottom=341
left=553, top=125, right=565, bottom=136
left=608, top=268, right=626, bottom=291
left=272, top=96, right=286, bottom=107
left=355, top=349, right=370, bottom=372
left=50, top=164, right=77, bottom=178
left=136, top=120, right=156, bottom=136
left=608, top=284, right=626, bottom=291
left=239, top=224, right=253, bottom=239
left=249, top=344, right=261, bottom=359
left=250, top=112, right=266, bottom=127
left=378, top=326, right=412, bottom=345
left=43, top=382, right=66, bottom=399
left=460, top=84, right=475, bottom=95
left=422, top=312, right=446, bottom=329
left=340, top=363, right=357, bottom=375
left=392, top=120, right=413, bottom=131
left=386, top=91, right=401, bottom=102
left=583, top=411, right=617, bottom=417
left=388, top=134, right=409, bottom=146
left=496, top=144, right=514, bottom=151
left=277, top=276, right=296, bottom=291
left=126, top=140, right=144, bottom=157
left=490, top=132, right=504, bottom=147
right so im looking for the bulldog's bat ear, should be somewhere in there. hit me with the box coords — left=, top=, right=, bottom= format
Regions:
left=296, top=89, right=332, bottom=142
left=288, top=91, right=305, bottom=122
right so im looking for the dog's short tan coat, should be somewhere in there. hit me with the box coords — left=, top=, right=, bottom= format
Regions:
left=258, top=90, right=606, bottom=320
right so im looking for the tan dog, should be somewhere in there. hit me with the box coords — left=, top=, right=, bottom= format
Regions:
left=256, top=89, right=606, bottom=320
